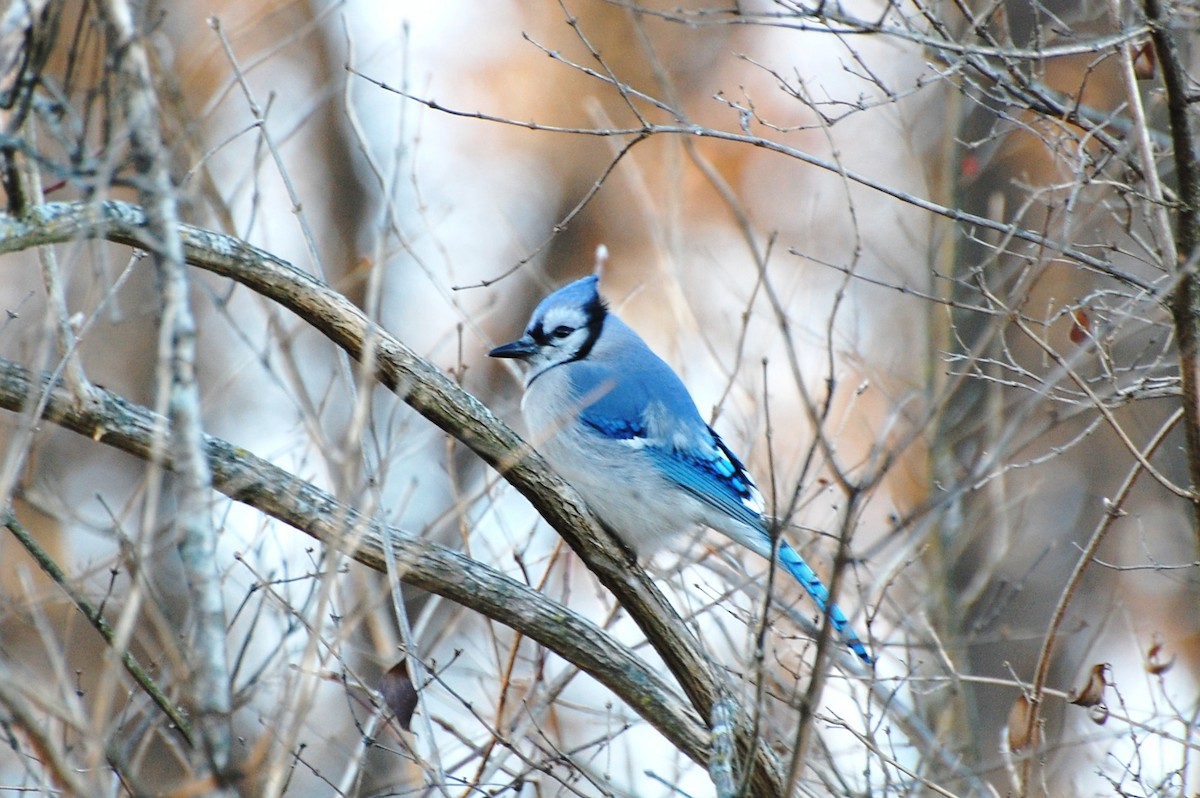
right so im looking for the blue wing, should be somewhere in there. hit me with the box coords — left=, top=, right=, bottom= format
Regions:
left=565, top=351, right=762, bottom=512
left=568, top=355, right=702, bottom=438
left=566, top=355, right=874, bottom=666
left=646, top=427, right=765, bottom=531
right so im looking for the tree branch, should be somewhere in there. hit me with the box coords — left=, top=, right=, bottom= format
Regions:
left=1145, top=0, right=1200, bottom=539
left=97, top=0, right=235, bottom=783
left=0, top=199, right=789, bottom=795
left=354, top=71, right=1158, bottom=296
left=0, top=354, right=714, bottom=772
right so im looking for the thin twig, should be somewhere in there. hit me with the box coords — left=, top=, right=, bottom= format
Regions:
left=354, top=74, right=1158, bottom=296
left=2, top=512, right=195, bottom=744
left=1018, top=406, right=1182, bottom=794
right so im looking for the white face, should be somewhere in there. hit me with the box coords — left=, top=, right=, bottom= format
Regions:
left=520, top=304, right=596, bottom=377
left=490, top=284, right=607, bottom=384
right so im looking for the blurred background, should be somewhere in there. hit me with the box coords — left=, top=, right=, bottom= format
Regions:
left=1, top=0, right=1197, bottom=795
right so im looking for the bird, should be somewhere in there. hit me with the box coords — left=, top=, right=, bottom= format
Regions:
left=489, top=274, right=873, bottom=666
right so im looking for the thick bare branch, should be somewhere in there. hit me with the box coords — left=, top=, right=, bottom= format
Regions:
left=0, top=353, right=714, bottom=772
left=1145, top=0, right=1200, bottom=538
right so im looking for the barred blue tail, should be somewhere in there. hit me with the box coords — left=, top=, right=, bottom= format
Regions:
left=778, top=541, right=873, bottom=666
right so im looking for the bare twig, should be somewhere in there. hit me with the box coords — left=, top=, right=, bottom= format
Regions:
left=0, top=667, right=97, bottom=797
left=2, top=512, right=194, bottom=744
left=1018, top=407, right=1182, bottom=795
left=355, top=73, right=1158, bottom=296
left=95, top=0, right=234, bottom=783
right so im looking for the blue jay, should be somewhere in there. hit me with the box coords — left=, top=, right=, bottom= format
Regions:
left=489, top=275, right=872, bottom=666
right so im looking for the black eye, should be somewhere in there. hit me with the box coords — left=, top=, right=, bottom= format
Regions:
left=551, top=325, right=573, bottom=339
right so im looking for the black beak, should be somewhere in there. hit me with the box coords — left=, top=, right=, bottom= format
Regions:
left=489, top=335, right=538, bottom=360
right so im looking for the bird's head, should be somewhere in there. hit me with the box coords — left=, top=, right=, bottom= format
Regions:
left=489, top=275, right=608, bottom=383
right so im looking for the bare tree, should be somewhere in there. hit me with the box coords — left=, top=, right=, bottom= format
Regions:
left=1, top=1, right=1197, bottom=796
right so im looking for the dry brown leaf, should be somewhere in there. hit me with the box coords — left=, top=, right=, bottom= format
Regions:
left=1132, top=42, right=1156, bottom=80
left=1068, top=663, right=1110, bottom=707
left=381, top=659, right=419, bottom=732
left=1007, top=694, right=1039, bottom=752
left=1146, top=642, right=1175, bottom=675
left=1069, top=308, right=1091, bottom=345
